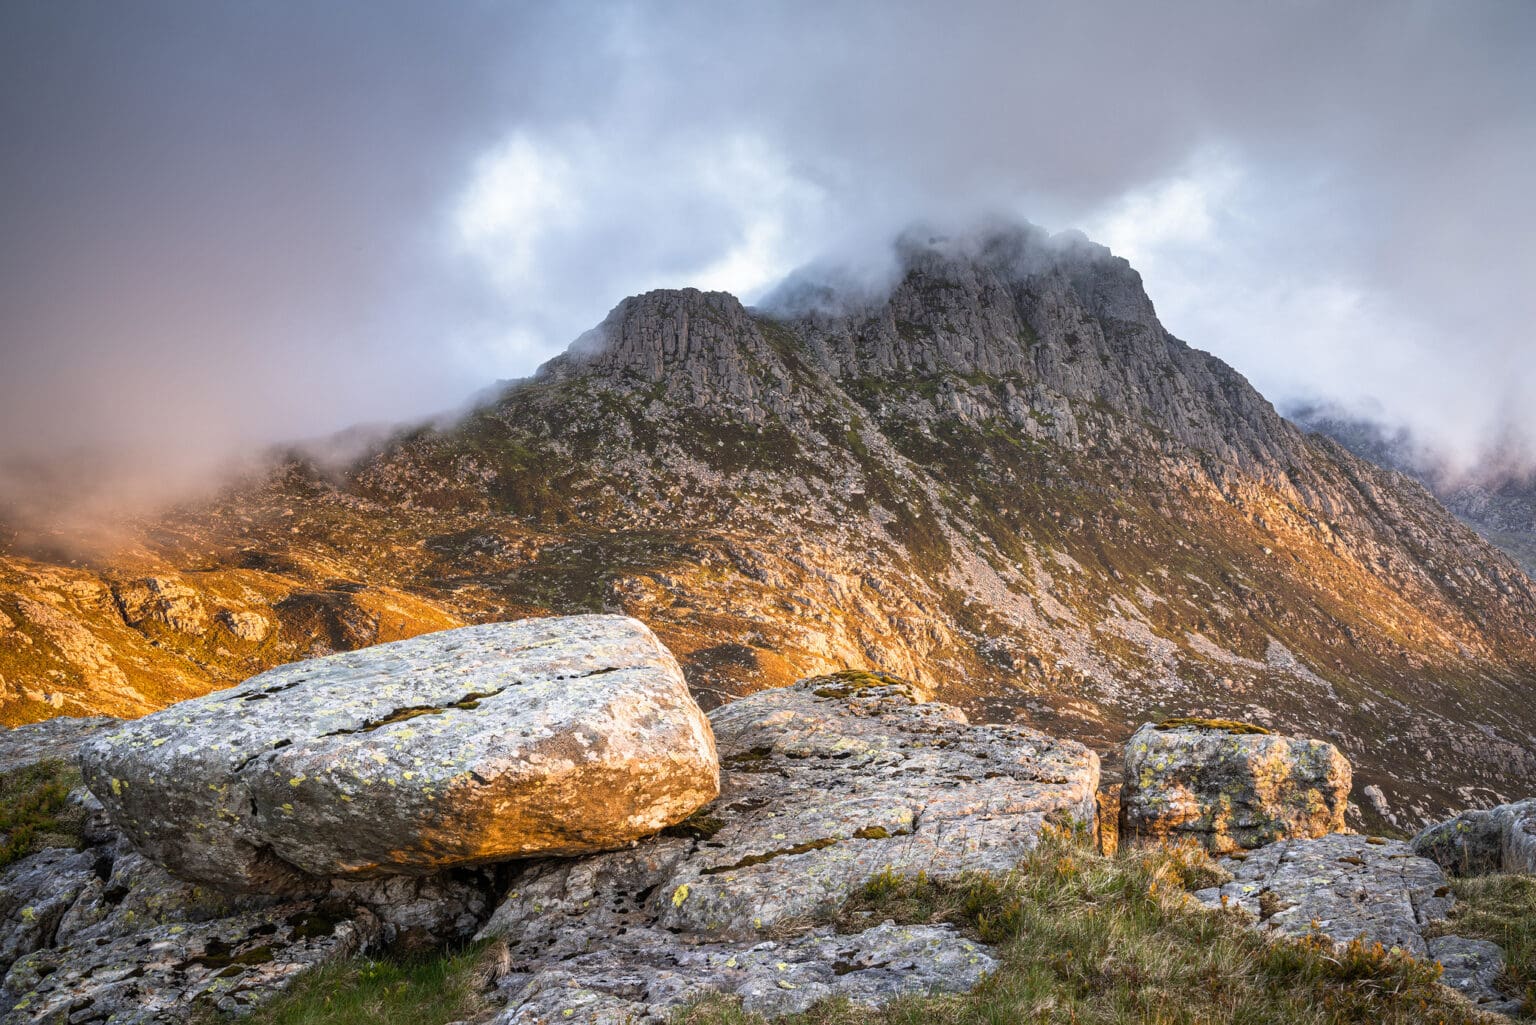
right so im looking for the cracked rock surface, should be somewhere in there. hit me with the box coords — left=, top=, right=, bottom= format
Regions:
left=5, top=899, right=379, bottom=1024
left=477, top=674, right=1098, bottom=1022
left=1194, top=834, right=1520, bottom=1015
left=78, top=615, right=720, bottom=892
left=496, top=922, right=996, bottom=1025
left=1121, top=721, right=1350, bottom=854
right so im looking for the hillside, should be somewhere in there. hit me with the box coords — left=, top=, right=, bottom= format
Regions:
left=2, top=224, right=1533, bottom=827
left=1289, top=403, right=1536, bottom=578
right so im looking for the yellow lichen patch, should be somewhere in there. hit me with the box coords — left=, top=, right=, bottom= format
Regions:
left=672, top=884, right=691, bottom=906
left=1155, top=717, right=1271, bottom=736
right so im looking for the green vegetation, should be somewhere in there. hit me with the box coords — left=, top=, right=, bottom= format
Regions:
left=0, top=758, right=85, bottom=867
left=1155, top=717, right=1273, bottom=736
left=675, top=830, right=1493, bottom=1025
left=235, top=944, right=499, bottom=1025
left=810, top=669, right=913, bottom=698
left=1434, top=874, right=1536, bottom=1010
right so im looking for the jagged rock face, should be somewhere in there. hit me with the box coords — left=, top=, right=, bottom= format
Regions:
left=4, top=222, right=1535, bottom=826
left=1193, top=834, right=1519, bottom=1016
left=78, top=616, right=719, bottom=891
left=1412, top=797, right=1536, bottom=876
left=1120, top=721, right=1350, bottom=853
left=475, top=673, right=1097, bottom=1022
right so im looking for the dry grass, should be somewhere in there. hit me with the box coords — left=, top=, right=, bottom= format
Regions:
left=1435, top=874, right=1536, bottom=1011
left=675, top=829, right=1499, bottom=1025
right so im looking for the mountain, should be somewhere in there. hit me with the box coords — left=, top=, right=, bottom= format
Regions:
left=2, top=223, right=1533, bottom=828
left=1289, top=403, right=1536, bottom=578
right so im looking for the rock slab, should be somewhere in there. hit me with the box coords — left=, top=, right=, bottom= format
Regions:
left=1194, top=833, right=1519, bottom=1016
left=1120, top=720, right=1350, bottom=853
left=477, top=672, right=1100, bottom=1022
left=79, top=615, right=720, bottom=891
left=1412, top=797, right=1536, bottom=877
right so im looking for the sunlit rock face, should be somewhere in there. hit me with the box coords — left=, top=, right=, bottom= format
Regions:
left=474, top=672, right=1098, bottom=1021
left=1119, top=719, right=1350, bottom=854
left=78, top=615, right=720, bottom=892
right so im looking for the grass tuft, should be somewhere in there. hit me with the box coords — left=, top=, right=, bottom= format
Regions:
left=0, top=757, right=85, bottom=868
left=230, top=941, right=502, bottom=1025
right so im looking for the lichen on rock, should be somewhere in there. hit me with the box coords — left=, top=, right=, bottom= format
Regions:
left=1119, top=719, right=1350, bottom=854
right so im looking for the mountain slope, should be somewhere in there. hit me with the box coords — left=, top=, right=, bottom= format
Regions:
left=1289, top=403, right=1536, bottom=578
left=2, top=224, right=1533, bottom=827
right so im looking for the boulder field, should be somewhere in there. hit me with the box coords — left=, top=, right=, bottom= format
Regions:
left=0, top=618, right=1529, bottom=1022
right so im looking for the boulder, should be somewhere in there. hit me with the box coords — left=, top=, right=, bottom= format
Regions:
left=1120, top=718, right=1350, bottom=853
left=1412, top=797, right=1536, bottom=876
left=1194, top=833, right=1519, bottom=1016
left=79, top=615, right=719, bottom=892
left=476, top=671, right=1099, bottom=1022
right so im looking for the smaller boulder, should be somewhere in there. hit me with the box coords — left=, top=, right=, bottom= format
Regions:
left=1412, top=797, right=1536, bottom=876
left=1120, top=718, right=1350, bottom=853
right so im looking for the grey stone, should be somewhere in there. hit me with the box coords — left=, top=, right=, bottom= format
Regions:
left=79, top=615, right=720, bottom=892
left=1195, top=834, right=1450, bottom=956
left=0, top=849, right=98, bottom=972
left=492, top=922, right=996, bottom=1025
left=479, top=673, right=1097, bottom=1020
left=1413, top=797, right=1536, bottom=876
left=0, top=717, right=117, bottom=776
left=2, top=900, right=379, bottom=1024
left=1194, top=833, right=1517, bottom=1012
left=1427, top=936, right=1521, bottom=1017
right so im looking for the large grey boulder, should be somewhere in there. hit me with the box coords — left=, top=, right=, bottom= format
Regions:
left=1120, top=719, right=1351, bottom=854
left=1412, top=797, right=1536, bottom=876
left=477, top=671, right=1099, bottom=1022
left=1194, top=834, right=1519, bottom=1016
left=79, top=615, right=719, bottom=892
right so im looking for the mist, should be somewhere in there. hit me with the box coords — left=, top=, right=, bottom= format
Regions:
left=4, top=1, right=1534, bottom=536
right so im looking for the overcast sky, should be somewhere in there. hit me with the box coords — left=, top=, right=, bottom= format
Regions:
left=3, top=0, right=1533, bottom=516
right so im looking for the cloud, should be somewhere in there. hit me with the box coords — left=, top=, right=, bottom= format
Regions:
left=3, top=0, right=1534, bottom=532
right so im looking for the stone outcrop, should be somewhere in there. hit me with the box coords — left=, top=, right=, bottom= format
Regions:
left=1194, top=834, right=1519, bottom=1016
left=79, top=616, right=719, bottom=891
left=6, top=894, right=379, bottom=1024
left=476, top=671, right=1099, bottom=1022
left=1120, top=719, right=1351, bottom=854
left=1412, top=797, right=1536, bottom=876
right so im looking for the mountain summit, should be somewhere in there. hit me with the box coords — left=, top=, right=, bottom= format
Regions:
left=2, top=222, right=1532, bottom=827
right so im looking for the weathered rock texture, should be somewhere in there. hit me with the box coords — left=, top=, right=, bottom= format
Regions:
left=79, top=616, right=719, bottom=891
left=477, top=672, right=1099, bottom=1022
left=1412, top=797, right=1536, bottom=877
left=1195, top=834, right=1519, bottom=1016
left=1120, top=720, right=1350, bottom=854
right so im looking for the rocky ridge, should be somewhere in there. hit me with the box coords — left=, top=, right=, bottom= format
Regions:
left=2, top=223, right=1535, bottom=825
